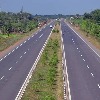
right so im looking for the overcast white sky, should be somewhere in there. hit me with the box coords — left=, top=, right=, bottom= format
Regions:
left=0, top=0, right=100, bottom=15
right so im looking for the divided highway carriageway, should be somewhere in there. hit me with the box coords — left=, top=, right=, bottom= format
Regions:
left=0, top=21, right=55, bottom=100
left=61, top=20, right=100, bottom=100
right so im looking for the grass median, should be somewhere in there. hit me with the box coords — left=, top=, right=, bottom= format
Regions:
left=21, top=23, right=63, bottom=100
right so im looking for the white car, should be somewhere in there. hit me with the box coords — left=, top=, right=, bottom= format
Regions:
left=50, top=25, right=52, bottom=28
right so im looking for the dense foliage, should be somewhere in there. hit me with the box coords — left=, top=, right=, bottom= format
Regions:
left=0, top=11, right=38, bottom=35
left=71, top=9, right=100, bottom=37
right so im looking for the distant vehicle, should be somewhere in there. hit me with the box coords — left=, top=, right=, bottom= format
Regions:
left=50, top=25, right=52, bottom=28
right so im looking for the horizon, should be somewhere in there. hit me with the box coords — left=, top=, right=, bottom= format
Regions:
left=0, top=0, right=100, bottom=15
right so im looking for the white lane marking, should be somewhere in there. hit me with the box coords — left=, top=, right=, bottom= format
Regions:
left=20, top=56, right=22, bottom=58
left=20, top=44, right=22, bottom=46
left=63, top=44, right=64, bottom=51
left=83, top=59, right=85, bottom=61
left=0, top=76, right=4, bottom=80
left=67, top=24, right=100, bottom=58
left=65, top=59, right=72, bottom=100
left=64, top=52, right=65, bottom=59
left=4, top=55, right=7, bottom=59
left=12, top=49, right=15, bottom=52
left=72, top=39, right=73, bottom=40
left=28, top=38, right=30, bottom=40
left=9, top=67, right=12, bottom=70
left=91, top=73, right=94, bottom=77
left=73, top=41, right=74, bottom=43
left=16, top=46, right=19, bottom=49
left=8, top=52, right=11, bottom=55
left=36, top=33, right=37, bottom=34
left=16, top=61, right=18, bottom=63
left=24, top=52, right=26, bottom=54
left=87, top=65, right=89, bottom=68
left=36, top=40, right=37, bottom=41
left=77, top=48, right=78, bottom=50
left=32, top=35, right=34, bottom=37
left=39, top=34, right=43, bottom=38
left=0, top=58, right=3, bottom=61
left=98, top=84, right=100, bottom=88
left=24, top=41, right=26, bottom=43
left=28, top=49, right=29, bottom=51
left=79, top=51, right=80, bottom=52
left=81, top=55, right=82, bottom=57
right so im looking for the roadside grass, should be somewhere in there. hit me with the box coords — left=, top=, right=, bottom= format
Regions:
left=0, top=34, right=23, bottom=51
left=0, top=28, right=37, bottom=51
left=21, top=23, right=63, bottom=100
left=68, top=21, right=100, bottom=50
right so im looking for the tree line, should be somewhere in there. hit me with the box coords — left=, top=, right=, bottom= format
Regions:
left=71, top=9, right=100, bottom=38
left=0, top=11, right=38, bottom=36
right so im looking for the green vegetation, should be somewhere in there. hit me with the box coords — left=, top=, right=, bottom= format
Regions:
left=71, top=9, right=100, bottom=38
left=21, top=24, right=63, bottom=100
left=0, top=34, right=23, bottom=51
left=0, top=11, right=38, bottom=35
left=52, top=29, right=59, bottom=33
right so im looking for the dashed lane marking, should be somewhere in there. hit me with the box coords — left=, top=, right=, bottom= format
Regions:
left=87, top=65, right=89, bottom=68
left=28, top=38, right=30, bottom=40
left=12, top=49, right=15, bottom=52
left=16, top=46, right=19, bottom=49
left=24, top=52, right=26, bottom=54
left=39, top=34, right=43, bottom=38
left=67, top=24, right=100, bottom=58
left=16, top=61, right=18, bottom=63
left=4, top=55, right=7, bottom=59
left=24, top=41, right=26, bottom=43
left=8, top=52, right=11, bottom=55
left=91, top=73, right=94, bottom=77
left=83, top=59, right=85, bottom=61
left=0, top=76, right=4, bottom=80
left=98, top=84, right=100, bottom=88
left=20, top=56, right=22, bottom=58
left=0, top=58, right=3, bottom=61
left=20, top=44, right=22, bottom=46
left=9, top=67, right=12, bottom=70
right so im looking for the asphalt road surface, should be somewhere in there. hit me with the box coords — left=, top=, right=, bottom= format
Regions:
left=0, top=21, right=55, bottom=100
left=61, top=20, right=100, bottom=100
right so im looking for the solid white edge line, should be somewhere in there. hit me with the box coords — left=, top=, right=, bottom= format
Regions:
left=60, top=23, right=71, bottom=100
left=15, top=25, right=55, bottom=100
left=67, top=23, right=100, bottom=58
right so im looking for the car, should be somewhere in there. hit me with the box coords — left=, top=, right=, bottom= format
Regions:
left=50, top=25, right=52, bottom=28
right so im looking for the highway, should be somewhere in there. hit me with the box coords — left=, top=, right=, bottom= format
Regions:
left=61, top=21, right=100, bottom=100
left=0, top=22, right=55, bottom=100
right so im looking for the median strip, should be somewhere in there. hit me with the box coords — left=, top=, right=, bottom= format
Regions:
left=21, top=23, right=63, bottom=100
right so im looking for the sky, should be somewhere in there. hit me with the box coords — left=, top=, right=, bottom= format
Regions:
left=0, top=0, right=100, bottom=15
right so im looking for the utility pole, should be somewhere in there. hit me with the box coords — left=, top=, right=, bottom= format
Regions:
left=20, top=6, right=23, bottom=14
